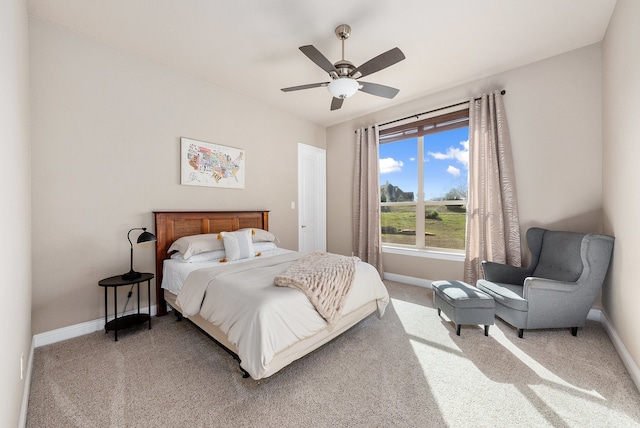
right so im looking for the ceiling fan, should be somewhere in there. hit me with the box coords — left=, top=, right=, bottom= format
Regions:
left=281, top=24, right=405, bottom=111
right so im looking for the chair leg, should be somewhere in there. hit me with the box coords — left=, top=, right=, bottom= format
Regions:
left=518, top=329, right=524, bottom=339
left=571, top=327, right=578, bottom=336
left=456, top=324, right=461, bottom=336
left=484, top=325, right=489, bottom=337
left=437, top=308, right=441, bottom=316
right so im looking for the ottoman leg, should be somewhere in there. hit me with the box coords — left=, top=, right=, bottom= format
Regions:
left=456, top=324, right=461, bottom=336
left=485, top=325, right=489, bottom=336
left=437, top=308, right=441, bottom=316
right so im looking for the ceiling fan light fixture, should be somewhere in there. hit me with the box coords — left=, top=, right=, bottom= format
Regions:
left=327, top=78, right=359, bottom=99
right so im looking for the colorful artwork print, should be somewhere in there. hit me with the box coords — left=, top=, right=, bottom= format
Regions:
left=180, top=138, right=245, bottom=188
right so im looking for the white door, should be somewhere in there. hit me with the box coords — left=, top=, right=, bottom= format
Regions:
left=298, top=143, right=326, bottom=252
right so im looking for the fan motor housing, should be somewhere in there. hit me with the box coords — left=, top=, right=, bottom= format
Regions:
left=333, top=59, right=354, bottom=78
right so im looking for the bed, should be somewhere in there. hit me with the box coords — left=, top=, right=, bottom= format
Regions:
left=153, top=210, right=389, bottom=380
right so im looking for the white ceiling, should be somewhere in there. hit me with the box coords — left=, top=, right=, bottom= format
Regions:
left=27, top=0, right=617, bottom=127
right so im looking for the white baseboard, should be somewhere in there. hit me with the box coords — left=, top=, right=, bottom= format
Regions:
left=587, top=308, right=601, bottom=322
left=600, top=311, right=640, bottom=393
left=33, top=305, right=157, bottom=348
left=18, top=338, right=35, bottom=428
left=383, top=272, right=433, bottom=288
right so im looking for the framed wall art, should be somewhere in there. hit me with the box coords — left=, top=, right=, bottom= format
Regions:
left=180, top=137, right=245, bottom=189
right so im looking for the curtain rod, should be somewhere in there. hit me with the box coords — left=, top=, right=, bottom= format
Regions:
left=375, top=89, right=506, bottom=129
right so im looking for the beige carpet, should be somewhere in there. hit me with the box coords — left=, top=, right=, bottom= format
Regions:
left=27, top=281, right=640, bottom=427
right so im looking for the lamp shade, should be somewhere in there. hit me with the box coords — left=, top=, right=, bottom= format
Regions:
left=137, top=230, right=157, bottom=244
left=327, top=78, right=359, bottom=99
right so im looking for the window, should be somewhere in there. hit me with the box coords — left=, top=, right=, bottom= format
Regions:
left=379, top=109, right=469, bottom=252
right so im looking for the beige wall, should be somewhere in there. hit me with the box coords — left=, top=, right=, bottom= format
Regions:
left=602, top=0, right=640, bottom=376
left=1, top=0, right=32, bottom=426
left=29, top=17, right=325, bottom=334
left=327, top=43, right=603, bottom=281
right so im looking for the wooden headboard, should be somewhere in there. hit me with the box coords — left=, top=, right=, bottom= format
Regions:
left=153, top=211, right=270, bottom=316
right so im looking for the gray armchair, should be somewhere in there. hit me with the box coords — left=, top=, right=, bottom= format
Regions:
left=476, top=227, right=614, bottom=338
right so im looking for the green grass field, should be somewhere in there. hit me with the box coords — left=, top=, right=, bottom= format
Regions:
left=381, top=205, right=466, bottom=250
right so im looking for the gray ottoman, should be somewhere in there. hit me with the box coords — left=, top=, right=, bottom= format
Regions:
left=432, top=280, right=495, bottom=336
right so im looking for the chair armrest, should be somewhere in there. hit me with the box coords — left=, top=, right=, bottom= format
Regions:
left=523, top=277, right=580, bottom=299
left=482, top=261, right=530, bottom=284
left=523, top=277, right=591, bottom=327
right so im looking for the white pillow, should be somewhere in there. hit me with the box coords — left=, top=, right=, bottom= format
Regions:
left=170, top=249, right=226, bottom=263
left=252, top=242, right=277, bottom=253
left=220, top=230, right=254, bottom=261
left=168, top=234, right=224, bottom=259
left=238, top=228, right=279, bottom=243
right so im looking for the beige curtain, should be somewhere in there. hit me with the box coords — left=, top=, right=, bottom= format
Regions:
left=464, top=91, right=521, bottom=284
left=353, top=125, right=384, bottom=277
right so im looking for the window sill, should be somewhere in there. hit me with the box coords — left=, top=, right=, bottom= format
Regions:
left=382, top=245, right=465, bottom=262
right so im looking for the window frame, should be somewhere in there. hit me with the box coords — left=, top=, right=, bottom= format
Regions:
left=379, top=108, right=470, bottom=255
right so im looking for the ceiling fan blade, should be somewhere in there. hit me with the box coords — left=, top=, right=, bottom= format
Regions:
left=281, top=82, right=330, bottom=92
left=352, top=47, right=405, bottom=78
left=299, top=45, right=338, bottom=75
left=330, top=97, right=344, bottom=111
left=358, top=81, right=400, bottom=99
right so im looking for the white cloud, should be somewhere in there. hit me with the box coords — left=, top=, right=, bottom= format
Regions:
left=447, top=165, right=461, bottom=177
left=427, top=140, right=469, bottom=168
left=409, top=157, right=416, bottom=162
left=379, top=157, right=403, bottom=174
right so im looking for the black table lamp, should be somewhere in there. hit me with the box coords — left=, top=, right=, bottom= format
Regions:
left=122, top=227, right=157, bottom=280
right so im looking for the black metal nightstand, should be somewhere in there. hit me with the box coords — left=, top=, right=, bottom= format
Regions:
left=98, top=272, right=153, bottom=341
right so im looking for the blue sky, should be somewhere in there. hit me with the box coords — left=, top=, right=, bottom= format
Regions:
left=379, top=127, right=469, bottom=201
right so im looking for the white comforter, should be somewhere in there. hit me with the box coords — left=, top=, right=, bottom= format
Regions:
left=174, top=252, right=389, bottom=379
